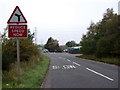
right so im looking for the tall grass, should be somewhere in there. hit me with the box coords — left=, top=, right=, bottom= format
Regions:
left=76, top=55, right=119, bottom=66
left=2, top=54, right=50, bottom=88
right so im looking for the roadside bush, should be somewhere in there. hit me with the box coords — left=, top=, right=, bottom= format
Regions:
left=2, top=39, right=16, bottom=70
left=2, top=38, right=40, bottom=71
left=96, top=36, right=115, bottom=58
left=20, top=39, right=40, bottom=61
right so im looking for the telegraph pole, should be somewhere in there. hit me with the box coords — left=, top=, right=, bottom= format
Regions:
left=34, top=27, right=37, bottom=44
left=118, top=1, right=120, bottom=15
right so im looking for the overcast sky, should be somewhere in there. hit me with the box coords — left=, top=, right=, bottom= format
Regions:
left=0, top=0, right=119, bottom=45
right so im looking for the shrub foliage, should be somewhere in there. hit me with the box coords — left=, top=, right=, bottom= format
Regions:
left=80, top=8, right=120, bottom=58
left=2, top=30, right=40, bottom=70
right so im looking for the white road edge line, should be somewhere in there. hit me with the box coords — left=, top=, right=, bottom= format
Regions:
left=86, top=68, right=114, bottom=81
left=73, top=62, right=81, bottom=66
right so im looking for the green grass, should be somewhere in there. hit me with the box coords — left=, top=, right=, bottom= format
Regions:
left=2, top=55, right=50, bottom=88
left=76, top=55, right=119, bottom=66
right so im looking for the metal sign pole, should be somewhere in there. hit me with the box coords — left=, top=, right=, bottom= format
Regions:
left=17, top=38, right=20, bottom=80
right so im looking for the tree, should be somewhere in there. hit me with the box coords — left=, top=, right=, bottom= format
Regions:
left=28, top=29, right=34, bottom=41
left=66, top=41, right=77, bottom=47
left=44, top=37, right=62, bottom=52
left=80, top=8, right=120, bottom=57
left=96, top=36, right=115, bottom=57
left=80, top=22, right=97, bottom=55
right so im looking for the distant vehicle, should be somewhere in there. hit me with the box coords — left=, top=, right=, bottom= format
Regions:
left=42, top=49, right=49, bottom=53
left=68, top=46, right=80, bottom=54
left=63, top=49, right=68, bottom=52
left=48, top=49, right=62, bottom=53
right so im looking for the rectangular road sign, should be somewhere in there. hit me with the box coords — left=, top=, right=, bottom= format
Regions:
left=8, top=25, right=27, bottom=38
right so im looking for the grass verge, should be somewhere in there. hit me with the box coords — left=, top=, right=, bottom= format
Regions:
left=76, top=55, right=119, bottom=66
left=2, top=55, right=50, bottom=88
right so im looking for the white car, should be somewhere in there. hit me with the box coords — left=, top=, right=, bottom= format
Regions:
left=42, top=49, right=49, bottom=53
left=63, top=49, right=68, bottom=52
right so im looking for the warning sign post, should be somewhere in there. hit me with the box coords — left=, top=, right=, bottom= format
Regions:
left=7, top=6, right=28, bottom=38
left=7, top=6, right=27, bottom=24
left=7, top=6, right=28, bottom=81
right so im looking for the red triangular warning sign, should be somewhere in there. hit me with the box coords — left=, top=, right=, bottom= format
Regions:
left=7, top=6, right=27, bottom=24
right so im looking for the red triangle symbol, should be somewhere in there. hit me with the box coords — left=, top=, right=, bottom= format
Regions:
left=7, top=6, right=27, bottom=24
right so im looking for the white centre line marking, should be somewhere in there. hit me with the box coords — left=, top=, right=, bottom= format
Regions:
left=86, top=68, right=114, bottom=81
left=73, top=62, right=81, bottom=66
left=67, top=59, right=71, bottom=62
